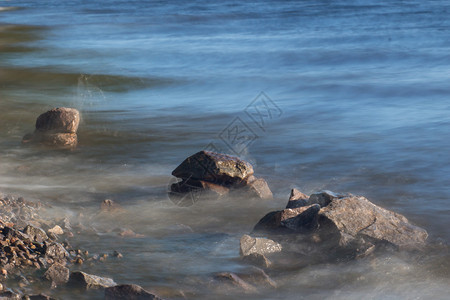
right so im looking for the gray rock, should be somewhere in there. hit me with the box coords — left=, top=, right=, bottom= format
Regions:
left=238, top=267, right=277, bottom=289
left=45, top=243, right=69, bottom=261
left=318, top=196, right=428, bottom=250
left=23, top=225, right=48, bottom=243
left=105, top=284, right=162, bottom=300
left=43, top=263, right=69, bottom=286
left=172, top=151, right=254, bottom=185
left=242, top=253, right=272, bottom=269
left=309, top=190, right=345, bottom=208
left=68, top=271, right=116, bottom=289
left=240, top=235, right=282, bottom=257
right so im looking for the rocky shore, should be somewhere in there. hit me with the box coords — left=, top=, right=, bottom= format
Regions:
left=0, top=107, right=435, bottom=299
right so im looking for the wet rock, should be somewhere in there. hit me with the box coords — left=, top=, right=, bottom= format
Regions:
left=286, top=188, right=309, bottom=208
left=318, top=196, right=428, bottom=250
left=105, top=284, right=162, bottom=300
left=22, top=107, right=80, bottom=148
left=170, top=151, right=273, bottom=201
left=23, top=225, right=48, bottom=243
left=238, top=267, right=277, bottom=289
left=43, top=263, right=69, bottom=286
left=213, top=272, right=257, bottom=293
left=253, top=204, right=320, bottom=233
left=240, top=235, right=282, bottom=257
left=44, top=243, right=69, bottom=261
left=172, top=151, right=254, bottom=185
left=35, top=107, right=80, bottom=134
left=68, top=271, right=116, bottom=289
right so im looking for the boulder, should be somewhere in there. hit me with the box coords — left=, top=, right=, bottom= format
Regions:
left=22, top=107, right=80, bottom=148
left=23, top=225, right=48, bottom=243
left=170, top=151, right=273, bottom=201
left=68, top=271, right=116, bottom=289
left=318, top=196, right=428, bottom=250
left=43, top=263, right=69, bottom=286
left=239, top=235, right=282, bottom=257
left=172, top=151, right=254, bottom=185
left=35, top=107, right=80, bottom=134
left=45, top=242, right=69, bottom=261
left=105, top=284, right=162, bottom=300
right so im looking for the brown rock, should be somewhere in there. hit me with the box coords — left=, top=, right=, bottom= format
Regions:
left=35, top=107, right=80, bottom=134
left=243, top=177, right=273, bottom=200
left=318, top=196, right=428, bottom=250
left=105, top=284, right=162, bottom=300
left=172, top=151, right=254, bottom=185
left=23, top=225, right=48, bottom=243
left=242, top=253, right=272, bottom=269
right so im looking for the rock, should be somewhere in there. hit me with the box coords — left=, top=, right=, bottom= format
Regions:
left=43, top=263, right=69, bottom=286
left=100, top=199, right=123, bottom=213
left=47, top=226, right=63, bottom=236
left=170, top=178, right=229, bottom=199
left=45, top=242, right=69, bottom=261
left=242, top=177, right=273, bottom=200
left=238, top=267, right=277, bottom=289
left=0, top=290, right=20, bottom=300
left=22, top=107, right=80, bottom=148
left=317, top=196, right=428, bottom=250
left=213, top=272, right=257, bottom=293
left=242, top=253, right=272, bottom=269
left=105, top=284, right=162, bottom=300
left=253, top=204, right=320, bottom=233
left=240, top=235, right=282, bottom=257
left=23, top=225, right=48, bottom=243
left=68, top=271, right=116, bottom=289
left=24, top=294, right=56, bottom=300
left=35, top=107, right=80, bottom=134
left=309, top=190, right=345, bottom=208
left=172, top=151, right=254, bottom=185
left=286, top=188, right=309, bottom=208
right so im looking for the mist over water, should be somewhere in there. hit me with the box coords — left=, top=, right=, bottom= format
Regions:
left=0, top=0, right=449, bottom=299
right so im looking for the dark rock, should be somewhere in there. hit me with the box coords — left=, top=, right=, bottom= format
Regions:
left=105, top=284, right=162, bottom=300
left=68, top=271, right=116, bottom=289
left=172, top=151, right=254, bottom=185
left=317, top=196, right=428, bottom=250
left=0, top=290, right=20, bottom=300
left=35, top=107, right=80, bottom=134
left=24, top=294, right=56, bottom=300
left=43, top=263, right=69, bottom=286
left=253, top=204, right=320, bottom=233
left=213, top=272, right=257, bottom=293
left=239, top=235, right=282, bottom=257
left=23, top=225, right=48, bottom=243
left=22, top=107, right=80, bottom=148
left=308, top=190, right=345, bottom=208
left=286, top=188, right=309, bottom=208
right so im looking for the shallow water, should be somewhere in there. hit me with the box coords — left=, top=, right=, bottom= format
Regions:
left=0, top=0, right=449, bottom=299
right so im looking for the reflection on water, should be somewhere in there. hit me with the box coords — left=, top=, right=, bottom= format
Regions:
left=0, top=0, right=449, bottom=299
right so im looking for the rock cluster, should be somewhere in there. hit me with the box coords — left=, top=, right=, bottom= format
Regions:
left=22, top=107, right=80, bottom=148
left=169, top=151, right=272, bottom=205
left=244, top=188, right=429, bottom=267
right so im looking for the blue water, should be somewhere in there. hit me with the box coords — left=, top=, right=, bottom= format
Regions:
left=0, top=0, right=449, bottom=299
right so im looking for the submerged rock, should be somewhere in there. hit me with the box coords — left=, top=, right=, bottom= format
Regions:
left=170, top=151, right=273, bottom=202
left=68, top=271, right=116, bottom=289
left=213, top=272, right=257, bottom=293
left=105, top=284, right=162, bottom=300
left=22, top=107, right=80, bottom=148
